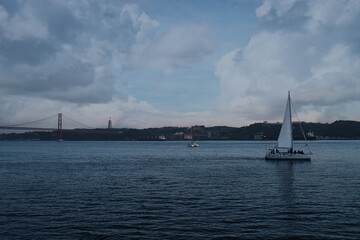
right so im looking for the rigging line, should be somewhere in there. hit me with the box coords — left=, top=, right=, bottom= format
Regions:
left=3, top=114, right=58, bottom=127
left=62, top=114, right=95, bottom=129
left=291, top=100, right=312, bottom=154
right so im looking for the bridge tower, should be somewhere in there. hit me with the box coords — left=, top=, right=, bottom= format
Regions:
left=58, top=113, right=62, bottom=141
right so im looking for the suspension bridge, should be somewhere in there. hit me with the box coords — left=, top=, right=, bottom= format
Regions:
left=0, top=113, right=96, bottom=140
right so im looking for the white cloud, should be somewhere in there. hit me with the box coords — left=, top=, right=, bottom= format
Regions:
left=129, top=24, right=216, bottom=71
left=0, top=95, right=161, bottom=127
left=0, top=1, right=218, bottom=128
left=306, top=0, right=360, bottom=29
left=216, top=0, right=360, bottom=123
left=0, top=95, right=233, bottom=129
left=2, top=0, right=359, bottom=128
left=256, top=0, right=297, bottom=18
left=0, top=4, right=48, bottom=40
left=0, top=2, right=157, bottom=104
left=0, top=1, right=215, bottom=104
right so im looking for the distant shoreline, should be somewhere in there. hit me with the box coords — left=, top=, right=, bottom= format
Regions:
left=1, top=120, right=359, bottom=141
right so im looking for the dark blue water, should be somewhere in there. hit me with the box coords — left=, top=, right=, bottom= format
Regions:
left=0, top=141, right=359, bottom=239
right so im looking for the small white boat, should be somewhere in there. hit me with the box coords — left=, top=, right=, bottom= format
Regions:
left=187, top=127, right=199, bottom=147
left=188, top=142, right=199, bottom=147
left=265, top=92, right=312, bottom=161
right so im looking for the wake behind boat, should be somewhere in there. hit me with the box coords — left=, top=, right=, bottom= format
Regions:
left=265, top=92, right=312, bottom=161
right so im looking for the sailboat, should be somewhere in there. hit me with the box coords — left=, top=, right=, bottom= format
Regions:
left=265, top=92, right=312, bottom=161
left=187, top=127, right=199, bottom=147
left=188, top=141, right=199, bottom=147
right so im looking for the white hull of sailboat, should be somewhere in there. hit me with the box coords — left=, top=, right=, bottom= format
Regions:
left=265, top=152, right=311, bottom=161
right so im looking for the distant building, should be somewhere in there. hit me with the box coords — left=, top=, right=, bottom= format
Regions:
left=184, top=133, right=193, bottom=140
left=170, top=132, right=184, bottom=140
left=185, top=125, right=210, bottom=140
left=254, top=132, right=263, bottom=140
left=108, top=117, right=112, bottom=129
left=307, top=130, right=314, bottom=138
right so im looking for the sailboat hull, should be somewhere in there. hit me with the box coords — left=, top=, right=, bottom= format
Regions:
left=265, top=153, right=311, bottom=161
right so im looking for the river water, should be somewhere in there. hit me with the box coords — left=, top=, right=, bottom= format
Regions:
left=0, top=140, right=359, bottom=239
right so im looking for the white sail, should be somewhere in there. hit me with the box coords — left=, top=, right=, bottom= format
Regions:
left=277, top=92, right=293, bottom=149
left=266, top=91, right=312, bottom=161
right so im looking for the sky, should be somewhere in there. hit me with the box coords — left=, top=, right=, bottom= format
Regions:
left=0, top=0, right=360, bottom=129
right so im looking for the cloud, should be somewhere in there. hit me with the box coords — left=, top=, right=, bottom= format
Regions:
left=0, top=95, right=161, bottom=128
left=128, top=23, right=216, bottom=71
left=0, top=1, right=215, bottom=105
left=216, top=0, right=360, bottom=123
left=0, top=3, right=48, bottom=40
left=0, top=1, right=115, bottom=103
left=0, top=1, right=220, bottom=128
left=0, top=94, right=232, bottom=129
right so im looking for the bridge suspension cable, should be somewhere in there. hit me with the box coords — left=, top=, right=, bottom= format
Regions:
left=62, top=114, right=96, bottom=129
left=3, top=114, right=58, bottom=127
left=0, top=113, right=97, bottom=132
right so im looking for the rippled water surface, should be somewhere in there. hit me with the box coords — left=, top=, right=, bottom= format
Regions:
left=1, top=141, right=359, bottom=239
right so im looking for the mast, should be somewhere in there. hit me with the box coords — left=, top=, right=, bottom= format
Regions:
left=288, top=91, right=293, bottom=151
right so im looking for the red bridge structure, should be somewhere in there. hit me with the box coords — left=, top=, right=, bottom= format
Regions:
left=0, top=113, right=93, bottom=141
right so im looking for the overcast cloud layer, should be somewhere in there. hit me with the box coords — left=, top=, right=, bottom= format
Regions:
left=216, top=0, right=360, bottom=123
left=0, top=0, right=217, bottom=127
left=0, top=0, right=359, bottom=128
